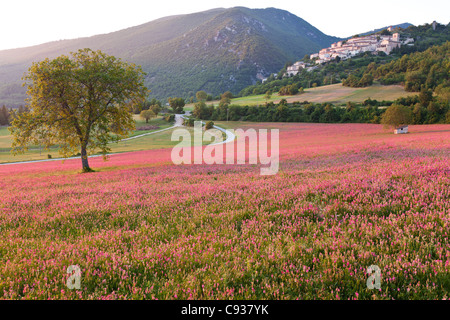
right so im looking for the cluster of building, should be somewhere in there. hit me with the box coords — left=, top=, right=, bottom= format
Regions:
left=283, top=31, right=415, bottom=76
left=275, top=25, right=427, bottom=78
left=309, top=32, right=414, bottom=65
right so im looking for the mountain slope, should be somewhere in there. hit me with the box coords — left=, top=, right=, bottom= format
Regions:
left=0, top=7, right=339, bottom=106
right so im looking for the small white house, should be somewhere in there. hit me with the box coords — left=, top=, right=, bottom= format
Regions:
left=394, top=125, right=408, bottom=134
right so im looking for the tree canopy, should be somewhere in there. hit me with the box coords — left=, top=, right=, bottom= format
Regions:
left=196, top=91, right=207, bottom=102
left=381, top=104, right=413, bottom=129
left=9, top=48, right=148, bottom=172
left=168, top=97, right=185, bottom=114
left=140, top=109, right=156, bottom=123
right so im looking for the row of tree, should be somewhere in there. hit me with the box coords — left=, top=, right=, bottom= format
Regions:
left=134, top=90, right=231, bottom=118
left=191, top=96, right=450, bottom=125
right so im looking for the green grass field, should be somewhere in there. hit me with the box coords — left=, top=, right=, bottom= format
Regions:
left=0, top=115, right=176, bottom=164
left=0, top=114, right=226, bottom=163
left=109, top=126, right=223, bottom=154
left=185, top=83, right=415, bottom=109
left=184, top=94, right=283, bottom=109
left=294, top=83, right=416, bottom=104
left=0, top=126, right=11, bottom=149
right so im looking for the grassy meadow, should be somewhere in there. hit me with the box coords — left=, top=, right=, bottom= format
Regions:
left=0, top=115, right=175, bottom=164
left=185, top=83, right=415, bottom=110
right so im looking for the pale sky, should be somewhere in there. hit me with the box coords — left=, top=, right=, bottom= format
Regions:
left=0, top=0, right=448, bottom=51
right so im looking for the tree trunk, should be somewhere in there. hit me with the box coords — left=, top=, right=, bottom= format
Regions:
left=81, top=145, right=91, bottom=172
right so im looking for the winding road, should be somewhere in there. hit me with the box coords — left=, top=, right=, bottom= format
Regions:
left=0, top=114, right=235, bottom=166
left=179, top=113, right=236, bottom=145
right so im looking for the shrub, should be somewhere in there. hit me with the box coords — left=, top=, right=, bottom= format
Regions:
left=183, top=117, right=195, bottom=127
left=205, top=121, right=214, bottom=130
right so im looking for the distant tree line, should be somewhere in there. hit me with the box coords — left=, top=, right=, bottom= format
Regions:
left=191, top=95, right=449, bottom=125
left=131, top=98, right=163, bottom=114
left=193, top=101, right=384, bottom=123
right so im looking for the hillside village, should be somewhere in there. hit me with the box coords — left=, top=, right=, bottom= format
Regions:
left=285, top=32, right=414, bottom=76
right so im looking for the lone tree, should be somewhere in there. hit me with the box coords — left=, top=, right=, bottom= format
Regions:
left=9, top=49, right=148, bottom=172
left=219, top=91, right=233, bottom=108
left=381, top=104, right=412, bottom=130
left=264, top=90, right=272, bottom=103
left=140, top=109, right=156, bottom=123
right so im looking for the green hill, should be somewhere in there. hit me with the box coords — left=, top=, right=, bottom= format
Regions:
left=0, top=7, right=339, bottom=106
left=355, top=23, right=413, bottom=37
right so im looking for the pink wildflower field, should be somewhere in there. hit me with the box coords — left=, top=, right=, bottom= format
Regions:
left=0, top=123, right=449, bottom=300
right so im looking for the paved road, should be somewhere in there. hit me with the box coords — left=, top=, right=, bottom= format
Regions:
left=0, top=114, right=235, bottom=166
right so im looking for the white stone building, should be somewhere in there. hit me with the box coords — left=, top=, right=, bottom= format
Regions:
left=309, top=33, right=410, bottom=64
left=286, top=61, right=307, bottom=76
